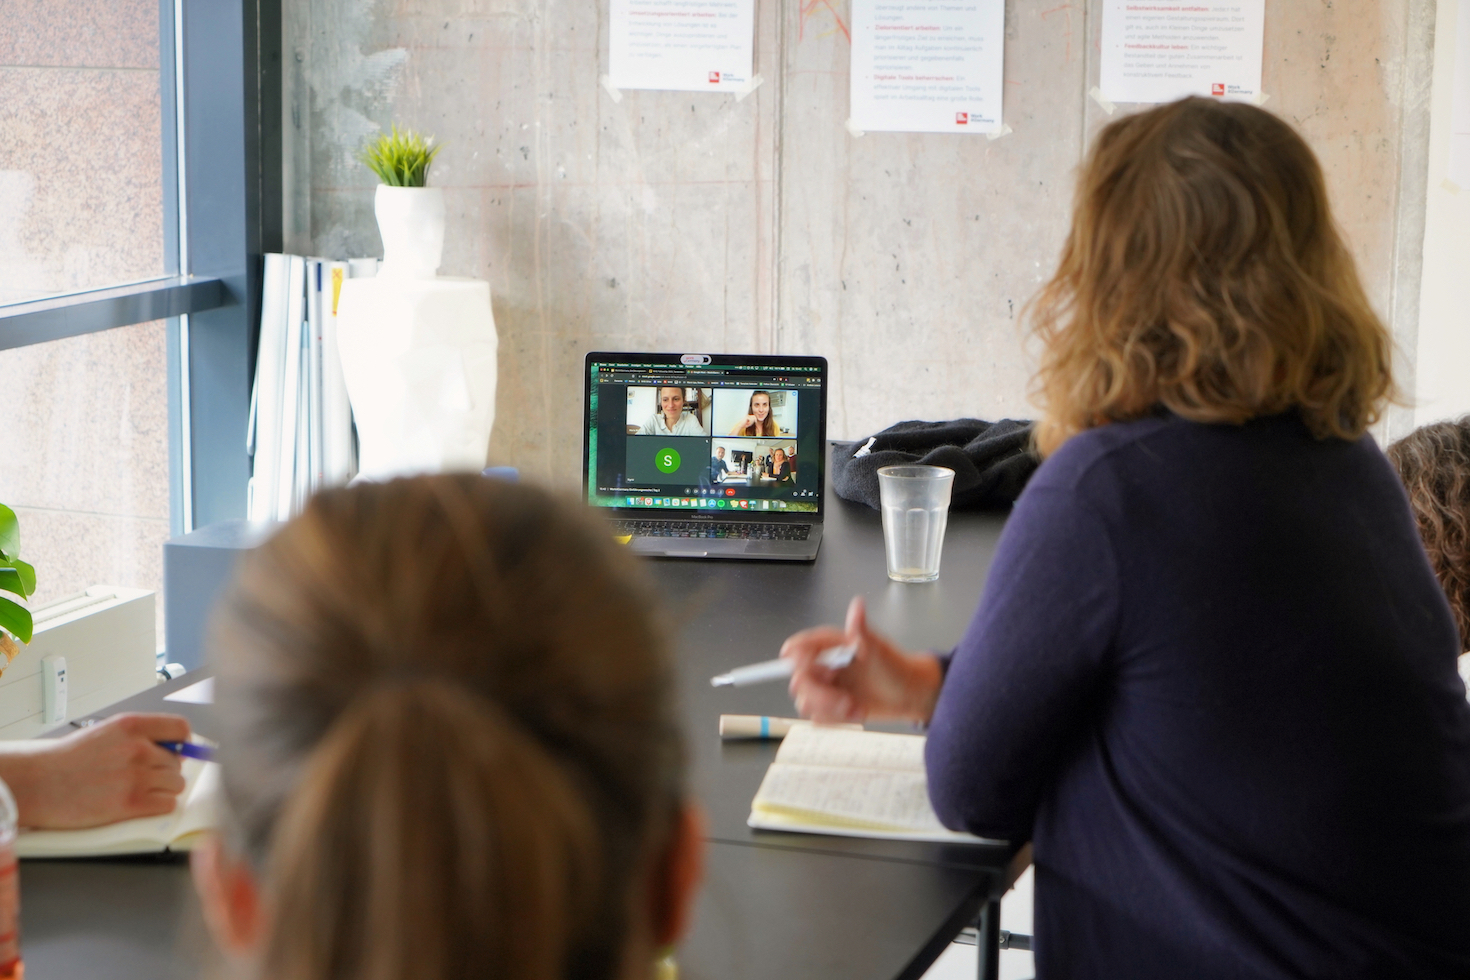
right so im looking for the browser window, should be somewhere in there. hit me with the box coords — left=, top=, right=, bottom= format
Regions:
left=585, top=356, right=825, bottom=515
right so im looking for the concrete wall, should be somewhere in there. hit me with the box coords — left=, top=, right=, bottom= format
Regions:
left=288, top=0, right=1438, bottom=484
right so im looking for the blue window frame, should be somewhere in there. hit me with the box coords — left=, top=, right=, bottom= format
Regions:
left=0, top=0, right=282, bottom=535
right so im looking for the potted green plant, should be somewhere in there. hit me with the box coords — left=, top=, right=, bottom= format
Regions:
left=359, top=125, right=445, bottom=280
left=338, top=124, right=498, bottom=483
left=0, top=506, right=36, bottom=671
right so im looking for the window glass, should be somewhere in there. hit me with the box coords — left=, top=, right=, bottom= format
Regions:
left=0, top=0, right=166, bottom=305
left=0, top=322, right=171, bottom=645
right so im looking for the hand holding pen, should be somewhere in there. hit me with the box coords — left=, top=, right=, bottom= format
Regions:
left=10, top=713, right=191, bottom=830
left=156, top=741, right=216, bottom=763
left=777, top=597, right=944, bottom=725
left=72, top=720, right=216, bottom=762
left=711, top=643, right=857, bottom=688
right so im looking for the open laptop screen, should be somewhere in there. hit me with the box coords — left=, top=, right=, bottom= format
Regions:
left=584, top=353, right=827, bottom=517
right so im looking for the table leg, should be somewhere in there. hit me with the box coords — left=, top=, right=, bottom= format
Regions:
left=975, top=897, right=1000, bottom=980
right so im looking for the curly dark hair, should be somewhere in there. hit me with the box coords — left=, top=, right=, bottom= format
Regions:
left=1387, top=418, right=1470, bottom=649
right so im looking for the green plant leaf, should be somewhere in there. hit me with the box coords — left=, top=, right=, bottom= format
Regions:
left=0, top=596, right=33, bottom=645
left=0, top=505, right=18, bottom=562
left=9, top=559, right=34, bottom=596
left=358, top=124, right=443, bottom=188
left=0, top=559, right=34, bottom=598
left=0, top=569, right=26, bottom=600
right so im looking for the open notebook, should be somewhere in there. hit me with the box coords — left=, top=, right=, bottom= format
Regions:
left=17, top=755, right=219, bottom=858
left=748, top=725, right=1004, bottom=844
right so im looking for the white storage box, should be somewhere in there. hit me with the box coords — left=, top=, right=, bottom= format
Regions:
left=0, top=587, right=157, bottom=738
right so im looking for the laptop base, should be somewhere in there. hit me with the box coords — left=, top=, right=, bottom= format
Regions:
left=628, top=527, right=821, bottom=561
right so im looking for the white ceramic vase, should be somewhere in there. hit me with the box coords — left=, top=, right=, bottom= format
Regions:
left=332, top=184, right=498, bottom=480
left=335, top=277, right=499, bottom=480
left=374, top=184, right=445, bottom=279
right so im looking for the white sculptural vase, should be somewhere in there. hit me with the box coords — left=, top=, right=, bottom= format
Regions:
left=374, top=185, right=445, bottom=279
left=333, top=185, right=498, bottom=480
left=335, top=276, right=498, bottom=479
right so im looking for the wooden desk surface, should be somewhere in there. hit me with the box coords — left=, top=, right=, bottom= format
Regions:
left=19, top=483, right=1014, bottom=980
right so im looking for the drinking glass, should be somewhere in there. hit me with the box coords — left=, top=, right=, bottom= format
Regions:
left=877, top=465, right=955, bottom=583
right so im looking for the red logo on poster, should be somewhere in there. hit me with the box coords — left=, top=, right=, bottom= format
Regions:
left=955, top=112, right=968, bottom=125
left=1211, top=83, right=1225, bottom=97
left=709, top=71, right=721, bottom=83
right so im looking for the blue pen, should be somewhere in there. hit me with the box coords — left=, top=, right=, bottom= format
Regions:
left=157, top=741, right=216, bottom=763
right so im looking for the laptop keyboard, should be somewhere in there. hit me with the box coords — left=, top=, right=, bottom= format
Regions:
left=613, top=520, right=812, bottom=541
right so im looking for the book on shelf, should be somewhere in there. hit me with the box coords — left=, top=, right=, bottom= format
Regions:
left=17, top=755, right=219, bottom=859
left=320, top=260, right=356, bottom=487
left=247, top=254, right=372, bottom=522
left=278, top=255, right=306, bottom=519
left=748, top=724, right=1004, bottom=844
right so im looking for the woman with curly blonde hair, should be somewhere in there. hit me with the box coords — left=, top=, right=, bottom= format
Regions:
left=785, top=98, right=1470, bottom=978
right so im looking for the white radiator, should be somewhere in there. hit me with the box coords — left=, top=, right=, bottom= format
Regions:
left=0, top=587, right=157, bottom=738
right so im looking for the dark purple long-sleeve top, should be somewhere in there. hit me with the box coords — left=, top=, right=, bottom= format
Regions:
left=926, top=412, right=1470, bottom=979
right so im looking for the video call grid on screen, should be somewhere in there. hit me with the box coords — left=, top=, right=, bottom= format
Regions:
left=585, top=357, right=825, bottom=516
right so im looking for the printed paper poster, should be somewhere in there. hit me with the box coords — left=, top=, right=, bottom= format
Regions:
left=1100, top=0, right=1266, bottom=104
left=850, top=0, right=1006, bottom=134
left=608, top=0, right=755, bottom=93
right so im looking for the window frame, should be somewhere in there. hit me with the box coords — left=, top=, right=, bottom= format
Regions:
left=0, top=0, right=281, bottom=536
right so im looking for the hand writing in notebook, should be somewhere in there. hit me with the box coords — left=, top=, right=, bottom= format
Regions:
left=780, top=597, right=944, bottom=724
left=1, top=713, right=190, bottom=829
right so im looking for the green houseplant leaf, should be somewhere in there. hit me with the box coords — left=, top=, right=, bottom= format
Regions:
left=359, top=125, right=442, bottom=188
left=0, top=509, right=35, bottom=647
left=0, top=505, right=18, bottom=562
left=7, top=558, right=34, bottom=596
left=0, top=596, right=33, bottom=645
left=0, top=568, right=30, bottom=600
left=0, top=557, right=34, bottom=596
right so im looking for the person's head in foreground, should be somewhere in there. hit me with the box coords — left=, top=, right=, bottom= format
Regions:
left=192, top=475, right=702, bottom=980
left=1389, top=417, right=1470, bottom=651
left=1028, top=96, right=1391, bottom=456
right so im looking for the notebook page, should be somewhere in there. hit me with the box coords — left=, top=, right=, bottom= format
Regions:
left=169, top=761, right=221, bottom=844
left=752, top=763, right=948, bottom=834
left=18, top=756, right=213, bottom=858
left=772, top=725, right=926, bottom=773
left=748, top=806, right=997, bottom=843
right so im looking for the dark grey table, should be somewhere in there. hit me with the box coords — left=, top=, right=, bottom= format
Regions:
left=19, top=482, right=1019, bottom=980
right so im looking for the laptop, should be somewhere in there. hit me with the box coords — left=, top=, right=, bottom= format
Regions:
left=583, top=352, right=828, bottom=560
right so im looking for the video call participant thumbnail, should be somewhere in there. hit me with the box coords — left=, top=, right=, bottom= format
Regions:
left=636, top=386, right=707, bottom=437
left=625, top=436, right=710, bottom=486
left=743, top=443, right=797, bottom=485
left=728, top=390, right=777, bottom=437
left=713, top=389, right=797, bottom=439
